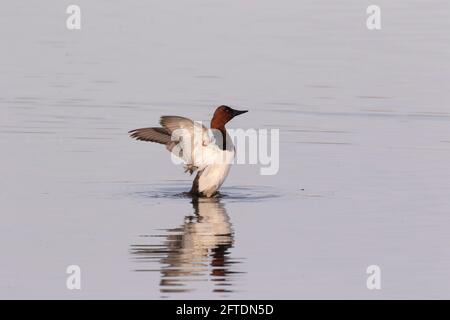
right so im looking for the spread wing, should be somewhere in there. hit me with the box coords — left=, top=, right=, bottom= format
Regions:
left=129, top=127, right=172, bottom=144
left=129, top=116, right=214, bottom=174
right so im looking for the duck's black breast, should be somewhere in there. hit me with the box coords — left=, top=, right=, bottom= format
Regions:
left=211, top=128, right=234, bottom=151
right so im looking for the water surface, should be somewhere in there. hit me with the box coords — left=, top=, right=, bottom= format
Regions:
left=1, top=1, right=450, bottom=299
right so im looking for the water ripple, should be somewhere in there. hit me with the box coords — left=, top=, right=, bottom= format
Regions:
left=131, top=182, right=282, bottom=202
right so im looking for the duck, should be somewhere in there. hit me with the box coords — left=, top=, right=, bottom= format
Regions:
left=129, top=105, right=248, bottom=197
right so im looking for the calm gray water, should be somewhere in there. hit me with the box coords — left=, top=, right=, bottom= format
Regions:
left=1, top=1, right=450, bottom=299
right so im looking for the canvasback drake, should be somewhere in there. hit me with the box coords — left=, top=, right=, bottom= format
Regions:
left=129, top=105, right=248, bottom=197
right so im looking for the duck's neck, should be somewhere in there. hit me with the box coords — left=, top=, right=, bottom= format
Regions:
left=211, top=121, right=227, bottom=150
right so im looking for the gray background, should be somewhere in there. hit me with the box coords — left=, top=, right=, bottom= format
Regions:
left=1, top=0, right=449, bottom=299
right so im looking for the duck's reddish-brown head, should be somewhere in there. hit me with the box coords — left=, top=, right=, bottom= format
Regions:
left=211, top=105, right=248, bottom=129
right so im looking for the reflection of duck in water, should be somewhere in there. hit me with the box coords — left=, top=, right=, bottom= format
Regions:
left=130, top=197, right=242, bottom=294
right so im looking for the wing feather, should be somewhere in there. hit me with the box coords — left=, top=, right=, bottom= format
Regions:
left=129, top=127, right=171, bottom=144
left=129, top=116, right=215, bottom=174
